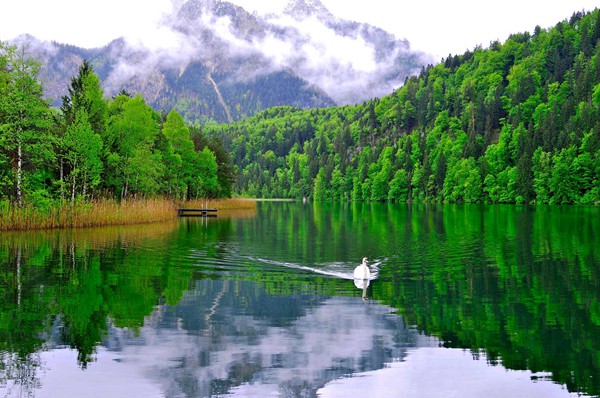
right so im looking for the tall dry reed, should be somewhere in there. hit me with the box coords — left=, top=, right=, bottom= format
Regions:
left=180, top=198, right=257, bottom=211
left=0, top=198, right=177, bottom=231
left=0, top=198, right=257, bottom=231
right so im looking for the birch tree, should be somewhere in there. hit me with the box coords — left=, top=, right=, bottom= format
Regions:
left=0, top=42, right=52, bottom=205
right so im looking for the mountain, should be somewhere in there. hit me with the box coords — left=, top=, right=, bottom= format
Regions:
left=203, top=8, right=600, bottom=205
left=283, top=0, right=332, bottom=18
left=21, top=0, right=428, bottom=124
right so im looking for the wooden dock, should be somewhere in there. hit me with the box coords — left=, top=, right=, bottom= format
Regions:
left=177, top=208, right=218, bottom=217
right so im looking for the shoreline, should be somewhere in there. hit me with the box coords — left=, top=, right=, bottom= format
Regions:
left=0, top=198, right=257, bottom=232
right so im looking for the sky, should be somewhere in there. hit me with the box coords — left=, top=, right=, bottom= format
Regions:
left=1, top=0, right=598, bottom=61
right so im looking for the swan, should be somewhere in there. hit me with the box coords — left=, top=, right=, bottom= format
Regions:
left=353, top=257, right=370, bottom=280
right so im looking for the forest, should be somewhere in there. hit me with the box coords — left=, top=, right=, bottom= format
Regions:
left=2, top=9, right=600, bottom=208
left=0, top=48, right=235, bottom=209
left=203, top=9, right=600, bottom=204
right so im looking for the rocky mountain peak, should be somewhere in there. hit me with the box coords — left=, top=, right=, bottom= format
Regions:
left=283, top=0, right=332, bottom=19
left=175, top=0, right=264, bottom=40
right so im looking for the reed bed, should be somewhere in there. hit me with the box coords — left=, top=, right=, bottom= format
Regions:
left=0, top=197, right=257, bottom=231
left=181, top=198, right=257, bottom=211
left=0, top=198, right=177, bottom=231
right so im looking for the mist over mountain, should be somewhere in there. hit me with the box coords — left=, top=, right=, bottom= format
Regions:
left=22, top=0, right=429, bottom=123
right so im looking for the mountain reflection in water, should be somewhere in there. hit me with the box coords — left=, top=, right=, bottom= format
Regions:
left=1, top=202, right=598, bottom=397
left=108, top=280, right=424, bottom=397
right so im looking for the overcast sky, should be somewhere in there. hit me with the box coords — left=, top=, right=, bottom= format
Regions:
left=1, top=0, right=598, bottom=61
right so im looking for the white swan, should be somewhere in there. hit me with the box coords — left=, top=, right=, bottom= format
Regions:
left=353, top=257, right=370, bottom=280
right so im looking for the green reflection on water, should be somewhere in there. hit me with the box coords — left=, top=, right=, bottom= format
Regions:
left=0, top=203, right=599, bottom=396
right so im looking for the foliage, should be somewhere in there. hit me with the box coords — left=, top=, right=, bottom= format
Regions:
left=0, top=42, right=53, bottom=206
left=5, top=9, right=600, bottom=207
left=0, top=47, right=234, bottom=213
left=205, top=9, right=600, bottom=204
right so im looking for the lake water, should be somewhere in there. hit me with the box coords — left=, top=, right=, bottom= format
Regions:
left=0, top=202, right=598, bottom=398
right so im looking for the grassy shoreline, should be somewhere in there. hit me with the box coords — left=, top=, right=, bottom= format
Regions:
left=0, top=198, right=256, bottom=231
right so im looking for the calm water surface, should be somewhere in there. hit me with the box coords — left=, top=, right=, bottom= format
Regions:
left=0, top=202, right=598, bottom=398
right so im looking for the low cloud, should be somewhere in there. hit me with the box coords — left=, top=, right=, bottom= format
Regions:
left=97, top=0, right=428, bottom=105
left=255, top=13, right=407, bottom=103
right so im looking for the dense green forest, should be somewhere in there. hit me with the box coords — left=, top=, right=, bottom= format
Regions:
left=0, top=46, right=235, bottom=208
left=204, top=9, right=600, bottom=204
left=3, top=9, right=600, bottom=207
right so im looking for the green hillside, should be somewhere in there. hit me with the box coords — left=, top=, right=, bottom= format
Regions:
left=205, top=9, right=600, bottom=205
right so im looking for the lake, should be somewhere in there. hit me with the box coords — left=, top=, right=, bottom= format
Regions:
left=0, top=202, right=598, bottom=398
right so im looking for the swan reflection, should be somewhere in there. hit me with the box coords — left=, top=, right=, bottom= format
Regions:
left=354, top=277, right=370, bottom=300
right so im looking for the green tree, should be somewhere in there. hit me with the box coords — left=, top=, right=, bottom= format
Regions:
left=61, top=60, right=107, bottom=135
left=313, top=168, right=327, bottom=201
left=124, top=147, right=163, bottom=196
left=351, top=176, right=363, bottom=201
left=58, top=60, right=108, bottom=199
left=388, top=169, right=409, bottom=202
left=206, top=137, right=235, bottom=198
left=443, top=158, right=482, bottom=203
left=63, top=109, right=103, bottom=201
left=550, top=147, right=577, bottom=204
left=372, top=148, right=393, bottom=202
left=105, top=95, right=161, bottom=198
left=0, top=42, right=52, bottom=205
left=532, top=147, right=553, bottom=204
left=190, top=147, right=219, bottom=198
left=330, top=168, right=345, bottom=201
left=163, top=110, right=196, bottom=198
left=154, top=130, right=182, bottom=197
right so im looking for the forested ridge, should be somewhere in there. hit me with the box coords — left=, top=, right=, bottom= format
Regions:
left=2, top=9, right=600, bottom=208
left=0, top=49, right=235, bottom=208
left=205, top=9, right=600, bottom=204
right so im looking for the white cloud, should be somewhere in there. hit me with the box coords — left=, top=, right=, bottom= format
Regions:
left=230, top=0, right=600, bottom=61
left=4, top=0, right=597, bottom=106
left=269, top=15, right=377, bottom=73
left=247, top=12, right=414, bottom=103
left=96, top=1, right=414, bottom=103
left=3, top=0, right=598, bottom=59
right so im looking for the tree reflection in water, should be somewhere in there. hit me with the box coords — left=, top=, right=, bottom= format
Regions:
left=0, top=203, right=598, bottom=397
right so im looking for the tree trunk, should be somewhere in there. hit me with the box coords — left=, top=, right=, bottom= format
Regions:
left=71, top=178, right=76, bottom=204
left=82, top=172, right=87, bottom=199
left=17, top=139, right=22, bottom=207
left=60, top=158, right=65, bottom=200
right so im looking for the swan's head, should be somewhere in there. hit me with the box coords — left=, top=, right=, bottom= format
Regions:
left=362, top=257, right=369, bottom=265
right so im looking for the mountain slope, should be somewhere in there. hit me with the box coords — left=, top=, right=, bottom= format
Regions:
left=21, top=0, right=427, bottom=123
left=204, top=8, right=600, bottom=206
